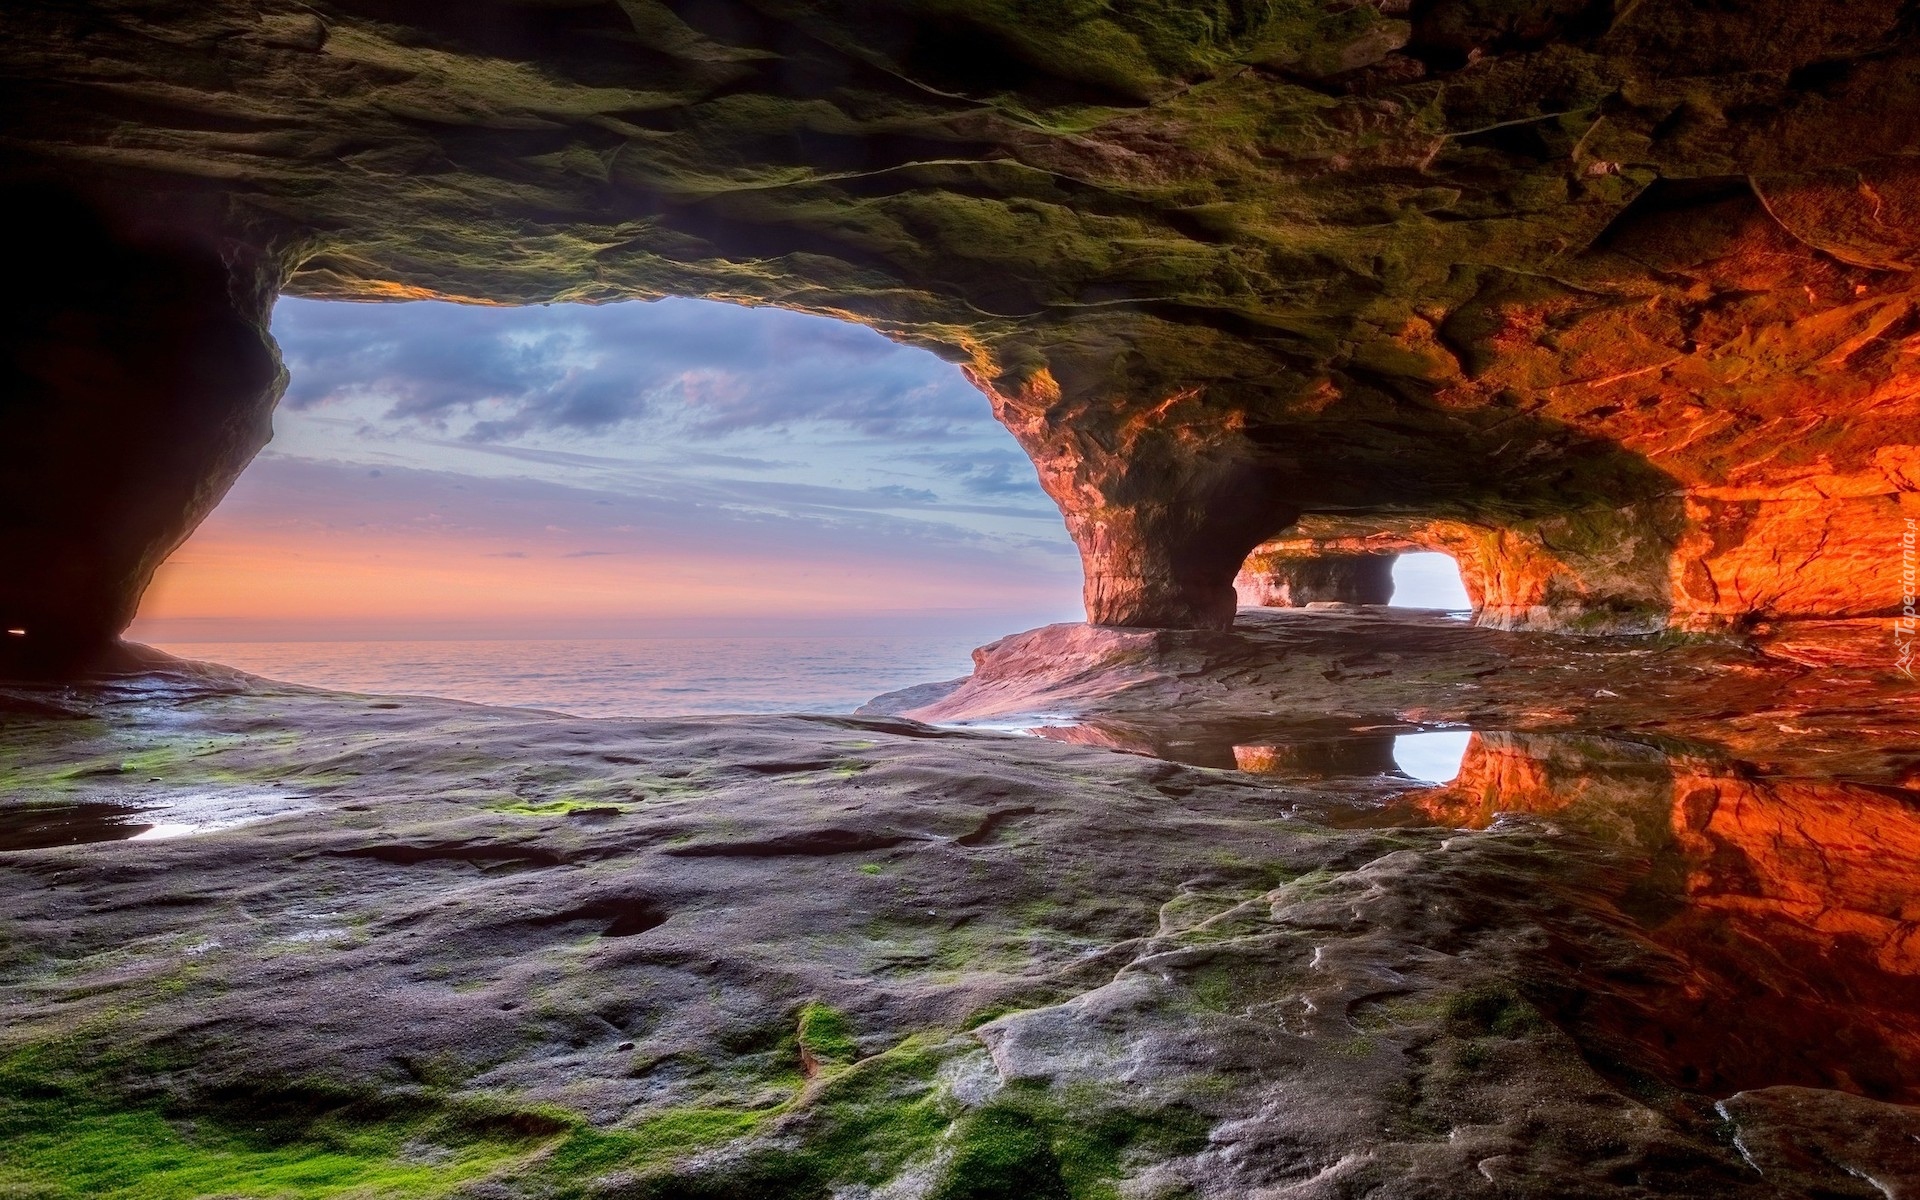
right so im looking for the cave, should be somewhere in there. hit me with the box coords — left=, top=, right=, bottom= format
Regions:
left=5, top=0, right=1918, bottom=673
left=4, top=3, right=1919, bottom=1197
left=1390, top=551, right=1471, bottom=611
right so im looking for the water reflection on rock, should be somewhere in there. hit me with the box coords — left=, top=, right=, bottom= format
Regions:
left=1389, top=728, right=1474, bottom=782
left=1231, top=734, right=1400, bottom=778
left=1024, top=715, right=1920, bottom=1103
left=1228, top=728, right=1465, bottom=785
left=5, top=661, right=1919, bottom=1195
left=1321, top=729, right=1920, bottom=1103
left=0, top=790, right=308, bottom=852
left=0, top=800, right=163, bottom=851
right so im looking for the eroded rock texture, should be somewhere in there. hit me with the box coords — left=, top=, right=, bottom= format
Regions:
left=4, top=0, right=1920, bottom=644
left=3, top=665, right=1918, bottom=1197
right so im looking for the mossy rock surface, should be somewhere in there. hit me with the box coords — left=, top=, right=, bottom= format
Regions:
left=3, top=653, right=1918, bottom=1197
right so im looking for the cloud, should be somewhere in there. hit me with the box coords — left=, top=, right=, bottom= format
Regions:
left=408, top=439, right=795, bottom=475
left=274, top=297, right=989, bottom=443
left=703, top=477, right=1053, bottom=520
left=213, top=296, right=1080, bottom=639
left=279, top=303, right=638, bottom=435
left=191, top=455, right=1080, bottom=581
left=868, top=485, right=939, bottom=503
left=901, top=448, right=1049, bottom=499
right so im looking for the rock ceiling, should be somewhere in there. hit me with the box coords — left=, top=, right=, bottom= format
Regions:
left=3, top=0, right=1918, bottom=661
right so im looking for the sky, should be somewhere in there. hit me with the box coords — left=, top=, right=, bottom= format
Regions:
left=127, top=297, right=1469, bottom=643
left=129, top=297, right=1085, bottom=642
left=1394, top=552, right=1472, bottom=611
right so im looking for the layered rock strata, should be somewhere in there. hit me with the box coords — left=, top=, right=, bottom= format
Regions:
left=5, top=0, right=1920, bottom=657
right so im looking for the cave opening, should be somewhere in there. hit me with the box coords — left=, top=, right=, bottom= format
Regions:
left=123, top=295, right=1082, bottom=714
left=1233, top=543, right=1472, bottom=616
left=1389, top=551, right=1472, bottom=614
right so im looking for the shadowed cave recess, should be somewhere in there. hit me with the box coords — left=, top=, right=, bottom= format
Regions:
left=5, top=0, right=1920, bottom=674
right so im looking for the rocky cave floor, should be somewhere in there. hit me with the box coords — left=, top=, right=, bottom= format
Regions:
left=2, top=609, right=1918, bottom=1199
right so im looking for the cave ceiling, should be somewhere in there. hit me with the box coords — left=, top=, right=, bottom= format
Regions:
left=3, top=0, right=1918, bottom=642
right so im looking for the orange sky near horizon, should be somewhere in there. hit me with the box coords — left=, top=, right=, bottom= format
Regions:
left=120, top=296, right=1089, bottom=642
left=134, top=529, right=1065, bottom=629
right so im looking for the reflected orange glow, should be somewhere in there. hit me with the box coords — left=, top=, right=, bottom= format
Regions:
left=1404, top=733, right=1670, bottom=829
left=1672, top=773, right=1920, bottom=976
left=1403, top=736, right=1920, bottom=978
left=1400, top=733, right=1920, bottom=1100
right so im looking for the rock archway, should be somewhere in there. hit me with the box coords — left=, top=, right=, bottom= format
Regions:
left=1232, top=509, right=1684, bottom=633
left=5, top=0, right=1920, bottom=671
left=1236, top=548, right=1400, bottom=609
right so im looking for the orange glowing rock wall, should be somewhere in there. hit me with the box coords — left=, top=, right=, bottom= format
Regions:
left=1399, top=733, right=1920, bottom=1098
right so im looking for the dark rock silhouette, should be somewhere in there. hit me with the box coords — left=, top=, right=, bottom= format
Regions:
left=0, top=183, right=285, bottom=674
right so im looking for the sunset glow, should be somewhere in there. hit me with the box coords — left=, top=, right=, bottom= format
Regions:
left=128, top=297, right=1081, bottom=641
left=137, top=525, right=1074, bottom=634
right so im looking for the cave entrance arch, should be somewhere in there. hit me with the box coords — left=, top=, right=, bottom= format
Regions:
left=124, top=295, right=1082, bottom=662
left=1390, top=552, right=1472, bottom=613
left=8, top=0, right=1919, bottom=672
left=1231, top=542, right=1468, bottom=614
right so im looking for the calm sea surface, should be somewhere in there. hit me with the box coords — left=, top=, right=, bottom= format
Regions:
left=149, top=635, right=987, bottom=717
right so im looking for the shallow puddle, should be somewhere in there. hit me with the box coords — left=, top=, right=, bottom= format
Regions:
left=1385, top=728, right=1474, bottom=782
left=956, top=710, right=1920, bottom=1102
left=0, top=789, right=307, bottom=852
left=1227, top=727, right=1476, bottom=784
left=0, top=800, right=164, bottom=851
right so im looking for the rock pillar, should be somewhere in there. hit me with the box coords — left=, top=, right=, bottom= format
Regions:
left=0, top=184, right=285, bottom=675
left=980, top=366, right=1298, bottom=630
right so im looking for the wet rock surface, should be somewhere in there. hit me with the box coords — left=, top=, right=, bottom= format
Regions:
left=3, top=630, right=1917, bottom=1197
left=891, top=608, right=1918, bottom=785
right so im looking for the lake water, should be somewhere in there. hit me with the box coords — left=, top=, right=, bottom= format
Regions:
left=136, top=555, right=1474, bottom=720
left=146, top=634, right=988, bottom=717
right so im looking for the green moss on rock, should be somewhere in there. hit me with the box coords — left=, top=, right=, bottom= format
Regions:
left=796, top=1001, right=861, bottom=1066
left=931, top=1082, right=1212, bottom=1200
